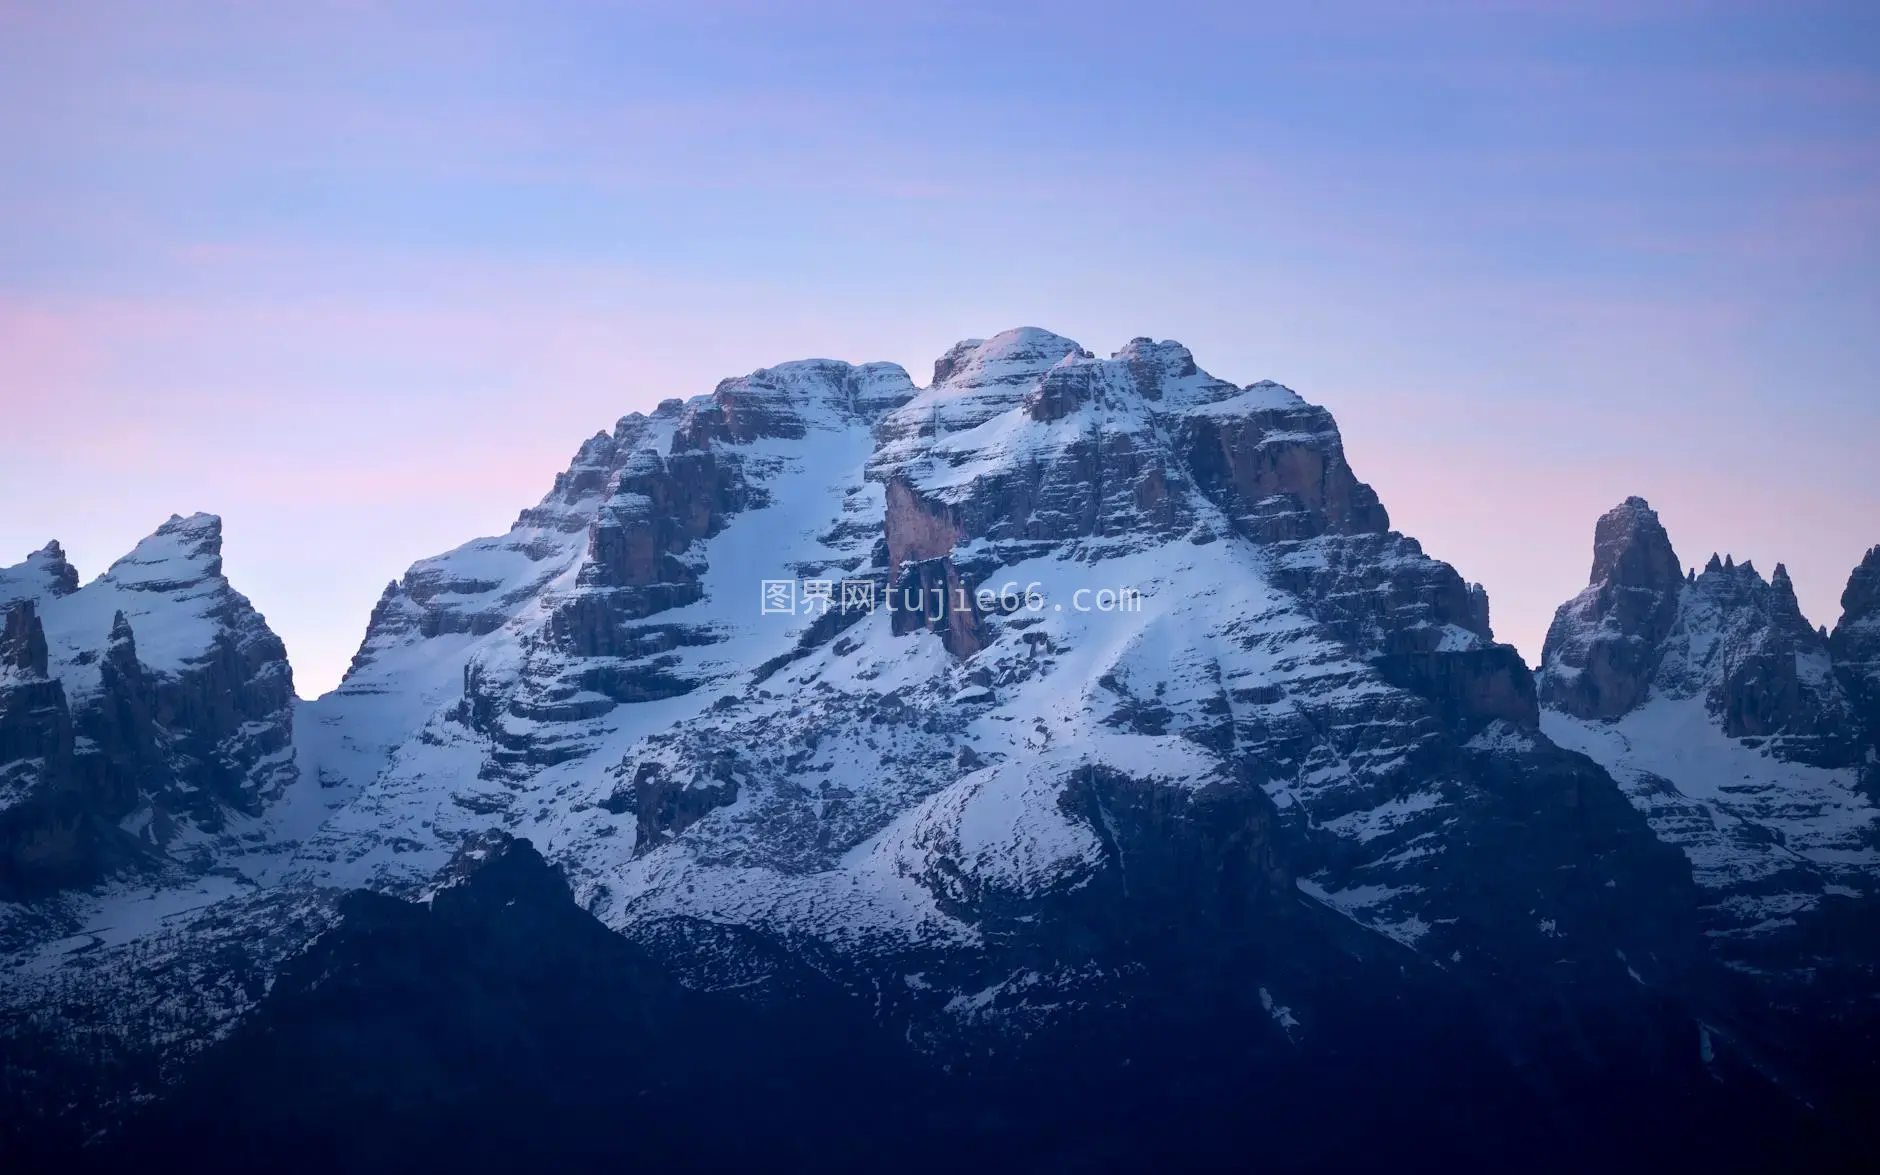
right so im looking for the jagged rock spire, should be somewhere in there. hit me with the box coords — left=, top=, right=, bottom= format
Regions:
left=1830, top=545, right=1880, bottom=762
left=1538, top=497, right=1684, bottom=719
left=0, top=540, right=81, bottom=606
left=1586, top=497, right=1682, bottom=591
left=103, top=610, right=140, bottom=677
left=1836, top=545, right=1880, bottom=639
left=1, top=600, right=50, bottom=678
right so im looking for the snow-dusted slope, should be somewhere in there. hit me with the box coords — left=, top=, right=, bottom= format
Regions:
left=269, top=358, right=919, bottom=891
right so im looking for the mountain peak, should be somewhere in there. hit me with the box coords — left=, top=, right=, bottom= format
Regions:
left=682, top=357, right=916, bottom=447
left=1587, top=496, right=1680, bottom=592
left=107, top=609, right=136, bottom=649
left=1836, top=545, right=1880, bottom=637
left=1111, top=335, right=1199, bottom=379
left=160, top=511, right=223, bottom=541
left=0, top=505, right=297, bottom=892
left=929, top=327, right=1084, bottom=390
left=1830, top=545, right=1880, bottom=758
left=0, top=540, right=81, bottom=605
left=1538, top=496, right=1685, bottom=719
left=104, top=513, right=225, bottom=591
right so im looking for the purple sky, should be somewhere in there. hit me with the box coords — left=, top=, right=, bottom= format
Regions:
left=3, top=0, right=1877, bottom=697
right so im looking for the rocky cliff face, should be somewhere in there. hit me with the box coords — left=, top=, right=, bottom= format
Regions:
left=3, top=333, right=1878, bottom=1167
left=1831, top=545, right=1880, bottom=786
left=0, top=514, right=295, bottom=899
left=0, top=601, right=90, bottom=894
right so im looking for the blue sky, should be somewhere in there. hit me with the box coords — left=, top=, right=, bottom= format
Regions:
left=3, top=0, right=1877, bottom=695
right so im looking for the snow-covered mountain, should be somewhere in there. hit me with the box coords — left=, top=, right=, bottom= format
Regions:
left=4, top=331, right=1877, bottom=1169
left=1537, top=498, right=1880, bottom=1014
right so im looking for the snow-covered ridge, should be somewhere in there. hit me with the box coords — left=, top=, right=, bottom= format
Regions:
left=0, top=512, right=297, bottom=910
left=1, top=512, right=290, bottom=709
left=0, top=540, right=79, bottom=607
left=45, top=514, right=267, bottom=694
left=273, top=353, right=917, bottom=891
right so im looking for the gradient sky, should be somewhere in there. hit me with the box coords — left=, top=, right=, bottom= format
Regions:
left=2, top=0, right=1877, bottom=698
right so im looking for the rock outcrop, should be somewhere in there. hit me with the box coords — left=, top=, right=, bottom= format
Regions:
left=1538, top=496, right=1684, bottom=718
left=1177, top=377, right=1391, bottom=543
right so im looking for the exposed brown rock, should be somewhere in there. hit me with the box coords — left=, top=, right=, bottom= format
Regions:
left=883, top=478, right=964, bottom=572
left=581, top=449, right=740, bottom=590
left=1178, top=390, right=1390, bottom=543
